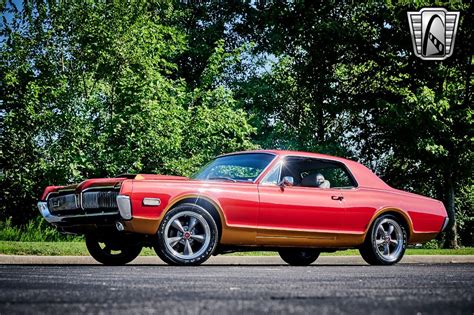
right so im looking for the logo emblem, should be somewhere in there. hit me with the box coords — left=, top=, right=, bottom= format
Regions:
left=407, top=8, right=460, bottom=60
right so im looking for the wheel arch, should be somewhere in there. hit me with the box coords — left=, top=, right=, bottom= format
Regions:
left=365, top=208, right=413, bottom=241
left=164, top=195, right=225, bottom=242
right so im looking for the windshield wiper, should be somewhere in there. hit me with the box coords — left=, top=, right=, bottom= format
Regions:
left=207, top=176, right=238, bottom=182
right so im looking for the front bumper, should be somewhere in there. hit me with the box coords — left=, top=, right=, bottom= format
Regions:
left=37, top=201, right=121, bottom=224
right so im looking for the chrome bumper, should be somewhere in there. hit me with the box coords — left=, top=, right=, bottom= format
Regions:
left=116, top=195, right=132, bottom=220
left=37, top=202, right=62, bottom=223
left=37, top=201, right=120, bottom=223
left=441, top=217, right=450, bottom=232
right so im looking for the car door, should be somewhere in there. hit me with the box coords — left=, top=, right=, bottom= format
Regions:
left=256, top=157, right=349, bottom=246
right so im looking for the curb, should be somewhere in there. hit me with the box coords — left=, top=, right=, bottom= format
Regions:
left=0, top=255, right=473, bottom=265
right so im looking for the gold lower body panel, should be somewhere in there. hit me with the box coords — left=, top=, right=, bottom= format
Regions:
left=124, top=217, right=160, bottom=235
left=409, top=232, right=438, bottom=244
left=219, top=226, right=366, bottom=248
left=254, top=228, right=365, bottom=248
left=125, top=217, right=438, bottom=248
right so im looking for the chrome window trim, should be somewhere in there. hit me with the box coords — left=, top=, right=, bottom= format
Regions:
left=259, top=161, right=283, bottom=186
left=217, top=151, right=277, bottom=159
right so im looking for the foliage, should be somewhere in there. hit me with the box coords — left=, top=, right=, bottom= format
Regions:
left=1, top=1, right=255, bottom=225
left=0, top=218, right=80, bottom=242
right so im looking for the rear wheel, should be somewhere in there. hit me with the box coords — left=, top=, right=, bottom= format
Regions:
left=359, top=214, right=407, bottom=265
left=278, top=248, right=320, bottom=266
left=154, top=204, right=218, bottom=266
left=85, top=234, right=142, bottom=265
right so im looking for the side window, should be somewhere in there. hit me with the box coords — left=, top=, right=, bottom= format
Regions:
left=317, top=167, right=355, bottom=188
left=261, top=163, right=281, bottom=185
left=282, top=156, right=356, bottom=189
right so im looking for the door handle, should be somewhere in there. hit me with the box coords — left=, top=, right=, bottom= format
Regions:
left=331, top=195, right=343, bottom=201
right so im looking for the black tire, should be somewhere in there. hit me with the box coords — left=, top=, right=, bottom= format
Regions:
left=85, top=234, right=142, bottom=265
left=278, top=248, right=320, bottom=266
left=154, top=203, right=218, bottom=266
left=359, top=214, right=407, bottom=265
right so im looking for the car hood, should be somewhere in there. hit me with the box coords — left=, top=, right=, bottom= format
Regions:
left=40, top=174, right=189, bottom=200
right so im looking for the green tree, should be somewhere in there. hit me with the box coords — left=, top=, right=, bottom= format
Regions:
left=334, top=1, right=473, bottom=247
left=0, top=1, right=254, bottom=225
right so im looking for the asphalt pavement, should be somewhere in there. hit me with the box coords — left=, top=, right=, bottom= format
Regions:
left=0, top=261, right=473, bottom=314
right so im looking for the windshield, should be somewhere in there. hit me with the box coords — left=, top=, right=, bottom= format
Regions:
left=193, top=153, right=275, bottom=182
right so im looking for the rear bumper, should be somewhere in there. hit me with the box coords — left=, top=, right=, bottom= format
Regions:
left=441, top=217, right=450, bottom=232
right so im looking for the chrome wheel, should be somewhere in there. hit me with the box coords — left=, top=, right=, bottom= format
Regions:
left=163, top=211, right=211, bottom=260
left=373, top=218, right=404, bottom=262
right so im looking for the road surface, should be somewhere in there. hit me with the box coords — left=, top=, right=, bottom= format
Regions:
left=0, top=263, right=473, bottom=314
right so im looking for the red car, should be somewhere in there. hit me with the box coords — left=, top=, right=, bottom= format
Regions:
left=38, top=150, right=448, bottom=266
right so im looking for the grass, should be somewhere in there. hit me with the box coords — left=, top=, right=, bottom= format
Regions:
left=0, top=218, right=81, bottom=242
left=0, top=241, right=473, bottom=256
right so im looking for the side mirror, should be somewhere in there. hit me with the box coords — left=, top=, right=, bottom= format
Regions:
left=279, top=176, right=294, bottom=188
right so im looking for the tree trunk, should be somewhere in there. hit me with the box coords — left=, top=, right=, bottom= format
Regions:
left=443, top=177, right=459, bottom=248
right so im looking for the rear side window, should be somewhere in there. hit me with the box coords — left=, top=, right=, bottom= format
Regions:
left=281, top=156, right=357, bottom=189
left=308, top=167, right=355, bottom=188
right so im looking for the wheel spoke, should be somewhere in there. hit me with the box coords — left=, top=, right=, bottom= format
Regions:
left=387, top=224, right=395, bottom=236
left=167, top=236, right=182, bottom=248
left=184, top=240, right=193, bottom=256
left=378, top=224, right=386, bottom=235
left=188, top=217, right=198, bottom=232
left=383, top=244, right=390, bottom=256
left=390, top=239, right=398, bottom=245
left=172, top=219, right=185, bottom=233
left=191, top=234, right=205, bottom=243
left=376, top=239, right=385, bottom=246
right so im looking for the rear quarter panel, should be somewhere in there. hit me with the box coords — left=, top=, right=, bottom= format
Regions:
left=343, top=187, right=446, bottom=243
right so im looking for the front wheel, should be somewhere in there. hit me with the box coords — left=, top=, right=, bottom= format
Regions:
left=278, top=248, right=320, bottom=266
left=85, top=234, right=142, bottom=265
left=154, top=204, right=218, bottom=266
left=359, top=214, right=407, bottom=265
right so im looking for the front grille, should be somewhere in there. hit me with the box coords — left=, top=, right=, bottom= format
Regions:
left=47, top=189, right=119, bottom=217
left=82, top=191, right=118, bottom=209
left=48, top=194, right=78, bottom=214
